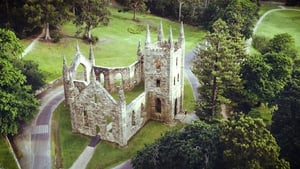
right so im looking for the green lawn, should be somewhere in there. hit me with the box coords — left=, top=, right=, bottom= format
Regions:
left=23, top=8, right=205, bottom=82
left=87, top=121, right=184, bottom=169
left=258, top=3, right=281, bottom=16
left=0, top=137, right=19, bottom=169
left=255, top=9, right=300, bottom=55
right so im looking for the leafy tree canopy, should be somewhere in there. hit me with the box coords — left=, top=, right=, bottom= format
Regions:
left=132, top=121, right=221, bottom=169
left=73, top=0, right=110, bottom=41
left=0, top=29, right=39, bottom=135
left=221, top=113, right=290, bottom=169
left=272, top=60, right=300, bottom=169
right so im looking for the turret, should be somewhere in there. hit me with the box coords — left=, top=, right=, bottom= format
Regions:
left=137, top=40, right=142, bottom=57
left=63, top=56, right=69, bottom=80
left=158, top=21, right=164, bottom=42
left=89, top=44, right=95, bottom=66
left=178, top=22, right=185, bottom=47
left=145, top=25, right=151, bottom=47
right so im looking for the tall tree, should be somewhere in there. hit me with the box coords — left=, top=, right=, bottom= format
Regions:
left=132, top=121, right=221, bottom=169
left=0, top=29, right=38, bottom=135
left=193, top=19, right=244, bottom=118
left=130, top=0, right=147, bottom=21
left=221, top=113, right=290, bottom=169
left=271, top=61, right=300, bottom=169
left=24, top=0, right=71, bottom=40
left=74, top=0, right=110, bottom=41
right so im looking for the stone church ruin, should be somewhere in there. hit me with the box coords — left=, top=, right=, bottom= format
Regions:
left=63, top=22, right=185, bottom=146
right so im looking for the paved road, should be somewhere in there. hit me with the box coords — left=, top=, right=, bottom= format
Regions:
left=31, top=86, right=64, bottom=169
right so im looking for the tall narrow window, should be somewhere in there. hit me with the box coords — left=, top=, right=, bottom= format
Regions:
left=155, top=98, right=162, bottom=113
left=155, top=59, right=161, bottom=69
left=132, top=111, right=136, bottom=126
left=174, top=77, right=176, bottom=85
left=84, top=109, right=88, bottom=126
left=156, top=79, right=161, bottom=87
left=176, top=57, right=178, bottom=66
left=177, top=74, right=179, bottom=82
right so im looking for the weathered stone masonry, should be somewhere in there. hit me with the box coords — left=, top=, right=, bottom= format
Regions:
left=63, top=22, right=185, bottom=146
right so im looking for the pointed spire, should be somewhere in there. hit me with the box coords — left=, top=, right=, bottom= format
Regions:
left=145, top=24, right=151, bottom=46
left=89, top=43, right=95, bottom=65
left=179, top=22, right=185, bottom=41
left=137, top=40, right=142, bottom=56
left=63, top=55, right=69, bottom=80
left=75, top=40, right=80, bottom=53
left=90, top=67, right=96, bottom=82
left=157, top=21, right=164, bottom=42
left=168, top=26, right=173, bottom=48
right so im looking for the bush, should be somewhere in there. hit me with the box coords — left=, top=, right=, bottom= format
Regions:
left=127, top=24, right=145, bottom=34
left=252, top=35, right=269, bottom=53
left=51, top=30, right=61, bottom=43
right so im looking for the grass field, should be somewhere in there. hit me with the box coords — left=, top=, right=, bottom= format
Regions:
left=255, top=9, right=300, bottom=54
left=0, top=137, right=19, bottom=169
left=22, top=8, right=205, bottom=82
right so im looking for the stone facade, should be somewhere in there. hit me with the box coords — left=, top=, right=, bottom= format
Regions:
left=63, top=22, right=185, bottom=146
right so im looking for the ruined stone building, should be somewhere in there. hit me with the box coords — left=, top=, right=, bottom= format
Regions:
left=63, top=22, right=185, bottom=146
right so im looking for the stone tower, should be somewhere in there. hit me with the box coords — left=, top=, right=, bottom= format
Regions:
left=144, top=22, right=185, bottom=122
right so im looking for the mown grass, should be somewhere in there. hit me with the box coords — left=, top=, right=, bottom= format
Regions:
left=0, top=136, right=19, bottom=169
left=52, top=102, right=90, bottom=169
left=22, top=7, right=205, bottom=82
left=258, top=3, right=281, bottom=16
left=255, top=9, right=300, bottom=55
left=87, top=121, right=184, bottom=169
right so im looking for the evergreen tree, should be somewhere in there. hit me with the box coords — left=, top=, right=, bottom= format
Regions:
left=193, top=19, right=245, bottom=118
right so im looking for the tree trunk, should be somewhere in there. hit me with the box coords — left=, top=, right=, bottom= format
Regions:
left=86, top=25, right=92, bottom=40
left=44, top=23, right=52, bottom=41
left=178, top=2, right=183, bottom=22
left=133, top=8, right=137, bottom=21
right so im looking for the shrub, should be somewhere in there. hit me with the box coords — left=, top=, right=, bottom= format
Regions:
left=252, top=35, right=269, bottom=53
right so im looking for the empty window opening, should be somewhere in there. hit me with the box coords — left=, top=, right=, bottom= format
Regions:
left=177, top=74, right=179, bottom=82
left=141, top=103, right=144, bottom=112
left=155, top=98, right=162, bottom=113
left=106, top=116, right=113, bottom=132
left=83, top=109, right=88, bottom=126
left=174, top=99, right=178, bottom=116
left=132, top=111, right=136, bottom=126
left=155, top=59, right=161, bottom=69
left=156, top=79, right=161, bottom=87
left=115, top=73, right=122, bottom=87
left=99, top=73, right=105, bottom=85
left=174, top=77, right=176, bottom=85
left=94, top=94, right=98, bottom=103
left=176, top=57, right=178, bottom=66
